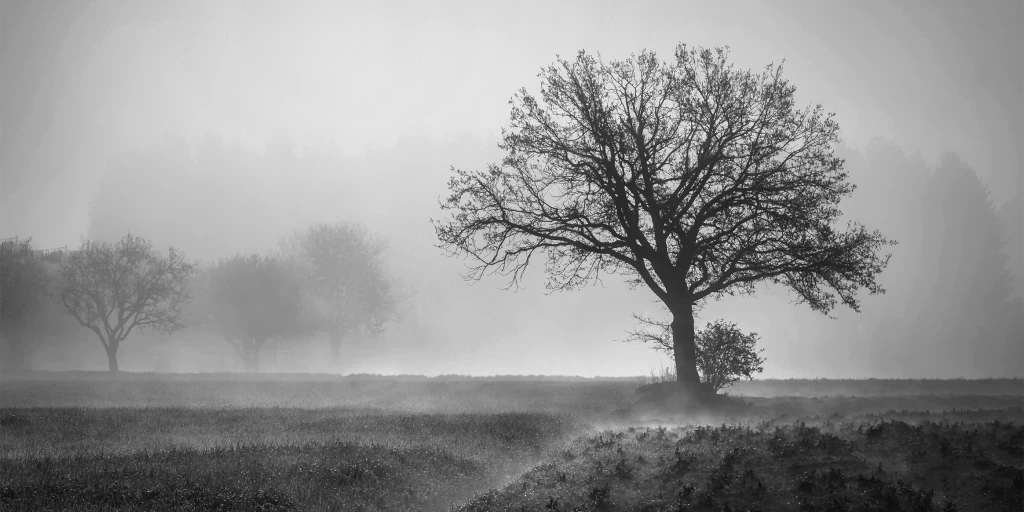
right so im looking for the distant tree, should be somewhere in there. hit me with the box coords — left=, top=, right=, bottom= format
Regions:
left=57, top=234, right=195, bottom=372
left=198, top=253, right=317, bottom=371
left=282, top=222, right=401, bottom=362
left=0, top=238, right=54, bottom=371
left=916, top=155, right=1023, bottom=375
left=629, top=315, right=765, bottom=393
left=833, top=141, right=933, bottom=362
left=182, top=265, right=236, bottom=350
left=433, top=44, right=893, bottom=393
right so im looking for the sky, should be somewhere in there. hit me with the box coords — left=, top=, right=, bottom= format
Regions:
left=1, top=0, right=1022, bottom=378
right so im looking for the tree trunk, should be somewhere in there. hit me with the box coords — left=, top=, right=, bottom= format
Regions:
left=106, top=347, right=119, bottom=373
left=669, top=301, right=703, bottom=392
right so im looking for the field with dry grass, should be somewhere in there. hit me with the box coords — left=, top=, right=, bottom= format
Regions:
left=1, top=373, right=1021, bottom=511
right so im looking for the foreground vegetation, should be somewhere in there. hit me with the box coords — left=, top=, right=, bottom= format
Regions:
left=461, top=409, right=1022, bottom=512
left=1, top=409, right=579, bottom=511
left=1, top=374, right=1021, bottom=511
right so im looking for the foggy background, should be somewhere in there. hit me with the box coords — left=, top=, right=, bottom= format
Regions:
left=2, top=0, right=1021, bottom=378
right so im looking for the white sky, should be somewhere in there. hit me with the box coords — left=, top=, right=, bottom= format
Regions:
left=1, top=0, right=1021, bottom=377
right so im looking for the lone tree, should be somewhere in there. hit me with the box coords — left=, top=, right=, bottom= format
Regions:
left=58, top=234, right=195, bottom=372
left=433, top=44, right=893, bottom=393
left=630, top=316, right=766, bottom=393
left=282, top=222, right=401, bottom=363
left=195, top=253, right=317, bottom=372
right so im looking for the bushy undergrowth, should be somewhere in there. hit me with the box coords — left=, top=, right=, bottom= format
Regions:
left=1, top=375, right=1021, bottom=511
left=457, top=410, right=1023, bottom=512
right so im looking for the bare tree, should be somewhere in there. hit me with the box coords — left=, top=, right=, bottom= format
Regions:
left=197, top=253, right=316, bottom=371
left=434, top=44, right=893, bottom=393
left=57, top=234, right=195, bottom=372
left=282, top=222, right=401, bottom=363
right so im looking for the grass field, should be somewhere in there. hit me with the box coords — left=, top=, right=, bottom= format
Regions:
left=1, top=373, right=1021, bottom=511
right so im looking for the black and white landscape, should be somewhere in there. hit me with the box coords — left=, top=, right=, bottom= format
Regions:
left=1, top=1, right=1021, bottom=510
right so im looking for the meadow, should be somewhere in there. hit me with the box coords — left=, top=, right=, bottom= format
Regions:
left=0, top=373, right=1021, bottom=511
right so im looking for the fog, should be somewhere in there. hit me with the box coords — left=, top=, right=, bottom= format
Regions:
left=2, top=0, right=1021, bottom=378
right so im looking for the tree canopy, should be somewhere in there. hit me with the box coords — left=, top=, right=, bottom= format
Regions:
left=434, top=44, right=893, bottom=389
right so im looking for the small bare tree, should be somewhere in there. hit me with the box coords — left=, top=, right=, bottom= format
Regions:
left=630, top=315, right=765, bottom=393
left=57, top=234, right=195, bottom=372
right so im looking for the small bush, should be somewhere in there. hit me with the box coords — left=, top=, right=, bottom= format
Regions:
left=694, top=320, right=766, bottom=393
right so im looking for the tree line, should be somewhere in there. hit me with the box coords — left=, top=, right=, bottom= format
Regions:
left=0, top=222, right=401, bottom=373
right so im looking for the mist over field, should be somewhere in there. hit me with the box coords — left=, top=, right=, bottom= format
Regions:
left=2, top=0, right=1022, bottom=379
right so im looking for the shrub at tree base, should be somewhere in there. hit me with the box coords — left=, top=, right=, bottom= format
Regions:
left=629, top=317, right=766, bottom=396
left=694, top=320, right=766, bottom=393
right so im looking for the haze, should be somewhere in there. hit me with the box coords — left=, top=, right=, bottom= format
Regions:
left=2, top=0, right=1021, bottom=378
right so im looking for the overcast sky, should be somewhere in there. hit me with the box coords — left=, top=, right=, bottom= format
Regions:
left=2, top=0, right=1021, bottom=378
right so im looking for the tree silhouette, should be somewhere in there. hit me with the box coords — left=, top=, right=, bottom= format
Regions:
left=57, top=234, right=195, bottom=372
left=434, top=44, right=893, bottom=391
left=196, top=253, right=316, bottom=372
left=916, top=155, right=1023, bottom=375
